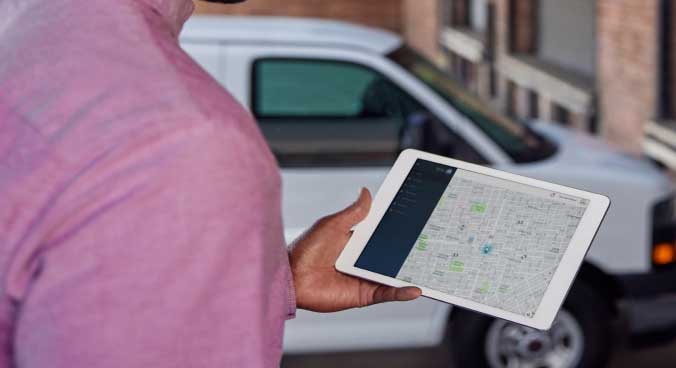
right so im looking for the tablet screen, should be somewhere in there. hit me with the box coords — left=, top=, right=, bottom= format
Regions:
left=355, top=159, right=589, bottom=318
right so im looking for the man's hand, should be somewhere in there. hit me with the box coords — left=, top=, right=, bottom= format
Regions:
left=289, top=188, right=422, bottom=312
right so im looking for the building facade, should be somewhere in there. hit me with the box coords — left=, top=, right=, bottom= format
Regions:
left=193, top=0, right=676, bottom=168
left=442, top=0, right=596, bottom=132
left=443, top=0, right=676, bottom=165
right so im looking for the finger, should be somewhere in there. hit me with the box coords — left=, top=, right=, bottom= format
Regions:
left=371, top=286, right=422, bottom=305
left=332, top=188, right=372, bottom=230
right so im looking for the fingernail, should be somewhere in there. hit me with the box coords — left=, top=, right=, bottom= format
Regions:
left=354, top=188, right=365, bottom=204
left=405, top=287, right=422, bottom=297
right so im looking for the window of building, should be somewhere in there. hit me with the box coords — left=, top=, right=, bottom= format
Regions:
left=449, top=54, right=477, bottom=90
left=450, top=0, right=469, bottom=27
left=506, top=80, right=517, bottom=118
left=528, top=89, right=539, bottom=119
left=552, top=103, right=571, bottom=126
left=488, top=67, right=498, bottom=98
left=588, top=114, right=599, bottom=134
left=459, top=57, right=474, bottom=87
left=252, top=58, right=487, bottom=167
left=469, top=0, right=488, bottom=32
left=450, top=53, right=462, bottom=80
left=538, top=0, right=596, bottom=78
left=487, top=2, right=497, bottom=98
left=486, top=1, right=496, bottom=61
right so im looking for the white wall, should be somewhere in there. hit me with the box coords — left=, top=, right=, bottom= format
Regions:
left=538, top=0, right=596, bottom=77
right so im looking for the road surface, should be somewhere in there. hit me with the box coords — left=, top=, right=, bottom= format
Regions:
left=282, top=341, right=676, bottom=368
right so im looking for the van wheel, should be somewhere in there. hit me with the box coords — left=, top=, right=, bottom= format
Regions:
left=449, top=283, right=612, bottom=368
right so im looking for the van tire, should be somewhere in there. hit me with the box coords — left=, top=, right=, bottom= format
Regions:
left=448, top=282, right=612, bottom=368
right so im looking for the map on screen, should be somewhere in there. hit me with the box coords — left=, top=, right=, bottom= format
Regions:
left=355, top=159, right=589, bottom=318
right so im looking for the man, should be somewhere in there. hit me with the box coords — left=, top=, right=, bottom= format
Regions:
left=0, top=0, right=421, bottom=367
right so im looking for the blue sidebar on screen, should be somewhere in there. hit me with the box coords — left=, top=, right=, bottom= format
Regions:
left=355, top=159, right=456, bottom=277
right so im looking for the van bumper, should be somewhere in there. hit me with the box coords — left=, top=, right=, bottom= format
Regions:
left=618, top=267, right=676, bottom=347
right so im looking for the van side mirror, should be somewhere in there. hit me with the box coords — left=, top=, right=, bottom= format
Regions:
left=400, top=112, right=458, bottom=157
left=400, top=112, right=428, bottom=150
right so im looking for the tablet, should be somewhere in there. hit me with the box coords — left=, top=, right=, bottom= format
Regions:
left=336, top=149, right=610, bottom=330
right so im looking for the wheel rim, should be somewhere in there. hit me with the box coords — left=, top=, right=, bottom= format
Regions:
left=485, top=310, right=585, bottom=368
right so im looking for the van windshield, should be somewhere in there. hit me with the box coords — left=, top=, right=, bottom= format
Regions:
left=387, top=46, right=556, bottom=163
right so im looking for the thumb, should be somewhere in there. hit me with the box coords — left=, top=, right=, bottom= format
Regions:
left=333, top=188, right=372, bottom=230
left=371, top=286, right=422, bottom=305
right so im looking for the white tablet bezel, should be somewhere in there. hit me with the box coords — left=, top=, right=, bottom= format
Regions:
left=335, top=149, right=610, bottom=330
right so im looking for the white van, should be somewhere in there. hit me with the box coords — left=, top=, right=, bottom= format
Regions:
left=181, top=16, right=676, bottom=368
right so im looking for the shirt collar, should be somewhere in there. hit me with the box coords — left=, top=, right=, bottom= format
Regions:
left=139, top=0, right=194, bottom=36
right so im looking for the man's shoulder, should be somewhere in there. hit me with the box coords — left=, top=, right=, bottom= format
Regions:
left=0, top=0, right=278, bottom=183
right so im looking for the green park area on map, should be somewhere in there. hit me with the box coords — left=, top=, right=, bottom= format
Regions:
left=471, top=202, right=487, bottom=213
left=449, top=260, right=464, bottom=272
left=416, top=234, right=428, bottom=251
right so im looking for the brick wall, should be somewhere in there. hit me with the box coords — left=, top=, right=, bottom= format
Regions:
left=402, top=0, right=443, bottom=60
left=193, top=0, right=446, bottom=60
left=597, top=0, right=659, bottom=152
left=193, top=0, right=403, bottom=33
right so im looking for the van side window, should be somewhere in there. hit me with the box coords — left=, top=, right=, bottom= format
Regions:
left=252, top=58, right=487, bottom=167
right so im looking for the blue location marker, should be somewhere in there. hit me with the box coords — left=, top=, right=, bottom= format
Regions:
left=482, top=244, right=493, bottom=255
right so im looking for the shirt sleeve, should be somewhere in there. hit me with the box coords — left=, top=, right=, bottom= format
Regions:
left=5, top=122, right=294, bottom=368
left=285, top=254, right=297, bottom=319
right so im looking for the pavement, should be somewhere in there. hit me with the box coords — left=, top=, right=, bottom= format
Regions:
left=281, top=340, right=676, bottom=368
left=282, top=293, right=676, bottom=367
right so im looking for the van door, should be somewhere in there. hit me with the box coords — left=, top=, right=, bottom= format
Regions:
left=218, top=46, right=491, bottom=351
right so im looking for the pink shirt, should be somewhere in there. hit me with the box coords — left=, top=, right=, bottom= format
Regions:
left=0, top=0, right=295, bottom=367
